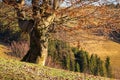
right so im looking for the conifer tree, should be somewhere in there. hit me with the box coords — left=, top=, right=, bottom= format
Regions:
left=76, top=62, right=80, bottom=72
left=89, top=54, right=97, bottom=75
left=84, top=51, right=90, bottom=73
left=82, top=52, right=88, bottom=73
left=105, top=56, right=112, bottom=78
left=75, top=50, right=88, bottom=72
left=99, top=60, right=105, bottom=76
left=96, top=57, right=104, bottom=76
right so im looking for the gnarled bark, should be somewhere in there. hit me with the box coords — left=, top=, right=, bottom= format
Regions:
left=21, top=27, right=48, bottom=65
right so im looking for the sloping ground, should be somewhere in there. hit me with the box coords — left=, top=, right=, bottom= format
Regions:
left=0, top=42, right=116, bottom=80
left=69, top=33, right=120, bottom=68
left=55, top=28, right=120, bottom=69
left=0, top=42, right=11, bottom=59
left=0, top=58, right=116, bottom=80
left=79, top=39, right=120, bottom=79
left=55, top=29, right=120, bottom=68
left=68, top=33, right=120, bottom=79
left=0, top=42, right=18, bottom=60
left=81, top=39, right=120, bottom=69
left=54, top=29, right=120, bottom=78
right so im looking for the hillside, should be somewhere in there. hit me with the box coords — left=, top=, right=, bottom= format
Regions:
left=69, top=34, right=120, bottom=69
left=0, top=42, right=11, bottom=59
left=54, top=5, right=120, bottom=68
left=54, top=29, right=120, bottom=78
left=76, top=37, right=120, bottom=79
left=0, top=42, right=116, bottom=80
left=0, top=58, right=116, bottom=80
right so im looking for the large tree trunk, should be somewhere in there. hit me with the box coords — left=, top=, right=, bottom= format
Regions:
left=20, top=14, right=55, bottom=65
left=3, top=0, right=55, bottom=65
left=21, top=27, right=48, bottom=65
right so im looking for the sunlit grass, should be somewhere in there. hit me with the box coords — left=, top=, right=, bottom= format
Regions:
left=0, top=39, right=119, bottom=80
left=0, top=58, right=116, bottom=80
left=70, top=33, right=120, bottom=69
left=0, top=43, right=11, bottom=59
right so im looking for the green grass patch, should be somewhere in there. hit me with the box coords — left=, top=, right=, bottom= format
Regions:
left=0, top=58, right=116, bottom=80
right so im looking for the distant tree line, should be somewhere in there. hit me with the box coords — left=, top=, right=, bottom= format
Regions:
left=47, top=40, right=112, bottom=78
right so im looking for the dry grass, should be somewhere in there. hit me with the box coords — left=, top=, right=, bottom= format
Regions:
left=0, top=42, right=11, bottom=59
left=69, top=33, right=120, bottom=79
left=0, top=42, right=18, bottom=60
left=69, top=33, right=120, bottom=68
left=81, top=40, right=120, bottom=68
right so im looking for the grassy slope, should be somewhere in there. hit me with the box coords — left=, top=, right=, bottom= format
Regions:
left=0, top=42, right=11, bottom=59
left=64, top=5, right=120, bottom=70
left=0, top=42, right=115, bottom=80
left=79, top=39, right=120, bottom=78
left=82, top=40, right=120, bottom=68
left=56, top=29, right=120, bottom=71
left=68, top=33, right=120, bottom=78
left=0, top=58, right=115, bottom=80
left=0, top=42, right=18, bottom=60
left=69, top=33, right=120, bottom=69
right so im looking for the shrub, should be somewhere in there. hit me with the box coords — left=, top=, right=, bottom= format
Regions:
left=105, top=56, right=112, bottom=78
left=10, top=41, right=29, bottom=58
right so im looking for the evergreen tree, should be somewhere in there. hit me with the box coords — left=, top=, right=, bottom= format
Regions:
left=99, top=60, right=105, bottom=76
left=84, top=51, right=90, bottom=73
left=48, top=43, right=108, bottom=77
left=105, top=56, right=112, bottom=78
left=89, top=54, right=105, bottom=76
left=76, top=62, right=80, bottom=72
left=96, top=57, right=104, bottom=76
left=72, top=47, right=79, bottom=54
left=82, top=52, right=88, bottom=73
left=70, top=55, right=76, bottom=71
left=94, top=54, right=99, bottom=76
left=74, top=50, right=88, bottom=72
left=89, top=54, right=97, bottom=75
left=66, top=55, right=71, bottom=70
